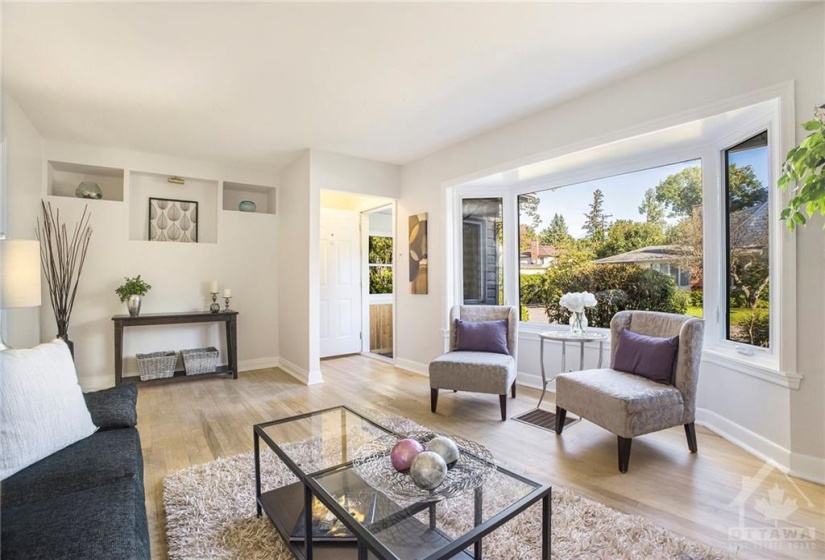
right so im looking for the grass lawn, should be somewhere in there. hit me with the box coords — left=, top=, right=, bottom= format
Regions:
left=686, top=306, right=767, bottom=321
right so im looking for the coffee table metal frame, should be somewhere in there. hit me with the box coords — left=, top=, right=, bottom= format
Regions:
left=536, top=330, right=608, bottom=409
left=254, top=405, right=551, bottom=560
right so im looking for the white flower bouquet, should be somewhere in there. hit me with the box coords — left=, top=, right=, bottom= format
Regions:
left=559, top=291, right=597, bottom=313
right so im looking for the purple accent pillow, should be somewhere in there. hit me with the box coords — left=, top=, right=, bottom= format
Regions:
left=454, top=319, right=509, bottom=355
left=613, top=328, right=679, bottom=384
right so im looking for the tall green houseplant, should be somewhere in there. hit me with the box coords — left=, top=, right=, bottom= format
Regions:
left=778, top=106, right=825, bottom=229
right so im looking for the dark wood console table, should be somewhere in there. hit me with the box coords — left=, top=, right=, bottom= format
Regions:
left=113, top=311, right=238, bottom=385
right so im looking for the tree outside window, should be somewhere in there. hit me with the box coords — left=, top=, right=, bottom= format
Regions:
left=368, top=236, right=393, bottom=294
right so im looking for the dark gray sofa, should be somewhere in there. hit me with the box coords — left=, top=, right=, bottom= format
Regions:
left=1, top=385, right=151, bottom=559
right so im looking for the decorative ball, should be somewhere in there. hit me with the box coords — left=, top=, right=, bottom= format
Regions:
left=409, top=451, right=447, bottom=490
left=390, top=438, right=424, bottom=473
left=427, top=436, right=460, bottom=469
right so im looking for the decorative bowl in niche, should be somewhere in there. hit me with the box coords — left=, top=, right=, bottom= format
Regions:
left=238, top=200, right=257, bottom=212
left=76, top=181, right=103, bottom=199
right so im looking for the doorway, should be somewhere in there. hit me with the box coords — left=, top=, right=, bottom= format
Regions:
left=318, top=190, right=395, bottom=361
left=319, top=209, right=362, bottom=358
left=362, top=205, right=394, bottom=360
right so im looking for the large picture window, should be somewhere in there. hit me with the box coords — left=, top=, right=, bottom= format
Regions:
left=517, top=160, right=703, bottom=325
left=724, top=131, right=770, bottom=348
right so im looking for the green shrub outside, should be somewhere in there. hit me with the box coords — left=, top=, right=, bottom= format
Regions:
left=520, top=263, right=687, bottom=328
left=369, top=267, right=393, bottom=294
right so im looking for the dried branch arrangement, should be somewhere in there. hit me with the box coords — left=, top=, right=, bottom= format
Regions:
left=35, top=200, right=93, bottom=338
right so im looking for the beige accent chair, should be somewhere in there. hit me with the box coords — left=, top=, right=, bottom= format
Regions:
left=555, top=310, right=704, bottom=473
left=429, top=305, right=518, bottom=421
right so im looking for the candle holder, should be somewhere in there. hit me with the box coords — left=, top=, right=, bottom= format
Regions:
left=209, top=292, right=220, bottom=313
left=224, top=296, right=232, bottom=312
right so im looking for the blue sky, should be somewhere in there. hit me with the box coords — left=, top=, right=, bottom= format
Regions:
left=525, top=150, right=769, bottom=239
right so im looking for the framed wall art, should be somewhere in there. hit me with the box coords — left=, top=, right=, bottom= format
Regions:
left=409, top=212, right=428, bottom=294
left=148, top=197, right=198, bottom=243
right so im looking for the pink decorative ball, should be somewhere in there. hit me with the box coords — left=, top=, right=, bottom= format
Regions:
left=390, top=438, right=424, bottom=472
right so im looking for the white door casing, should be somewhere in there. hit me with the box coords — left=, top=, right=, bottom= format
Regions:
left=319, top=209, right=362, bottom=358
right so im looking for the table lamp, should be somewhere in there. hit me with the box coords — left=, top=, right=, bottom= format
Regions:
left=0, top=239, right=42, bottom=350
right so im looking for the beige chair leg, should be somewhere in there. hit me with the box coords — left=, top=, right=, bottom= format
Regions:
left=430, top=388, right=438, bottom=413
left=499, top=395, right=507, bottom=421
left=511, top=381, right=516, bottom=398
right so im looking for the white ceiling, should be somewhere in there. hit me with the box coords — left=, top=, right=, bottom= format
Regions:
left=2, top=2, right=807, bottom=171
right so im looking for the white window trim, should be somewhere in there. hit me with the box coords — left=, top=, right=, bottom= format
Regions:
left=452, top=187, right=511, bottom=306
left=446, top=84, right=798, bottom=389
left=702, top=99, right=798, bottom=384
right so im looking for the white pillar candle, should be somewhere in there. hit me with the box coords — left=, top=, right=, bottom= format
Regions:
left=223, top=288, right=232, bottom=298
left=210, top=280, right=218, bottom=293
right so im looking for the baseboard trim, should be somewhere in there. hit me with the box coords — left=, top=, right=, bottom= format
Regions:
left=277, top=357, right=324, bottom=386
left=238, top=357, right=280, bottom=372
left=394, top=358, right=428, bottom=377
left=516, top=371, right=545, bottom=391
left=696, top=407, right=824, bottom=484
left=790, top=450, right=825, bottom=485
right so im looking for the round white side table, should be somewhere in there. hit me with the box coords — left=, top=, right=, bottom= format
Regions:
left=536, top=330, right=608, bottom=409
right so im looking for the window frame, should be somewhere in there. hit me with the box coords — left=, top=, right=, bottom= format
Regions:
left=722, top=130, right=770, bottom=350
left=461, top=218, right=485, bottom=304
left=447, top=91, right=797, bottom=385
left=704, top=116, right=787, bottom=372
left=451, top=189, right=513, bottom=307
left=511, top=147, right=706, bottom=334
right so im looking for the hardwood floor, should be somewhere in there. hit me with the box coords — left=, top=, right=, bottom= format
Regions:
left=137, top=356, right=824, bottom=559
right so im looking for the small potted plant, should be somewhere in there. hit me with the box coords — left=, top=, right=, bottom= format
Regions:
left=116, top=275, right=152, bottom=317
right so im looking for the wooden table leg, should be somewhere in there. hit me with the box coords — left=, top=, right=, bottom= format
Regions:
left=226, top=315, right=238, bottom=379
left=114, top=321, right=124, bottom=385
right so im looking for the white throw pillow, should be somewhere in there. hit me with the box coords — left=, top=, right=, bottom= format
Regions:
left=0, top=339, right=97, bottom=480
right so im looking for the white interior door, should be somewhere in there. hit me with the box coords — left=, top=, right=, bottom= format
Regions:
left=319, top=209, right=362, bottom=358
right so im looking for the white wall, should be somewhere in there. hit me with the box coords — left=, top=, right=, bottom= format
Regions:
left=311, top=150, right=400, bottom=200
left=297, top=150, right=400, bottom=379
left=396, top=5, right=825, bottom=481
left=2, top=95, right=44, bottom=348
left=277, top=151, right=321, bottom=383
left=4, top=121, right=280, bottom=388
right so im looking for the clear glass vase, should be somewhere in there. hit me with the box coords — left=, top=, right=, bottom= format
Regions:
left=569, top=311, right=588, bottom=335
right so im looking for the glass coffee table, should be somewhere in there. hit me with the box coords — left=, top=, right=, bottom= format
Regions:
left=254, top=406, right=551, bottom=559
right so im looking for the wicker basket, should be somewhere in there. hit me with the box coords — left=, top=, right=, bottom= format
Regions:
left=136, top=351, right=177, bottom=381
left=182, top=347, right=219, bottom=375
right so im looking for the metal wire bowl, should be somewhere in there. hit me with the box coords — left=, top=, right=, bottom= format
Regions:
left=351, top=431, right=496, bottom=503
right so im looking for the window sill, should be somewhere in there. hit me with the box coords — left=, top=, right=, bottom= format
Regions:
left=702, top=348, right=802, bottom=390
left=518, top=321, right=610, bottom=336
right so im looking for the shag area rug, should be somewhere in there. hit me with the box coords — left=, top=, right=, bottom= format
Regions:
left=163, top=416, right=735, bottom=559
